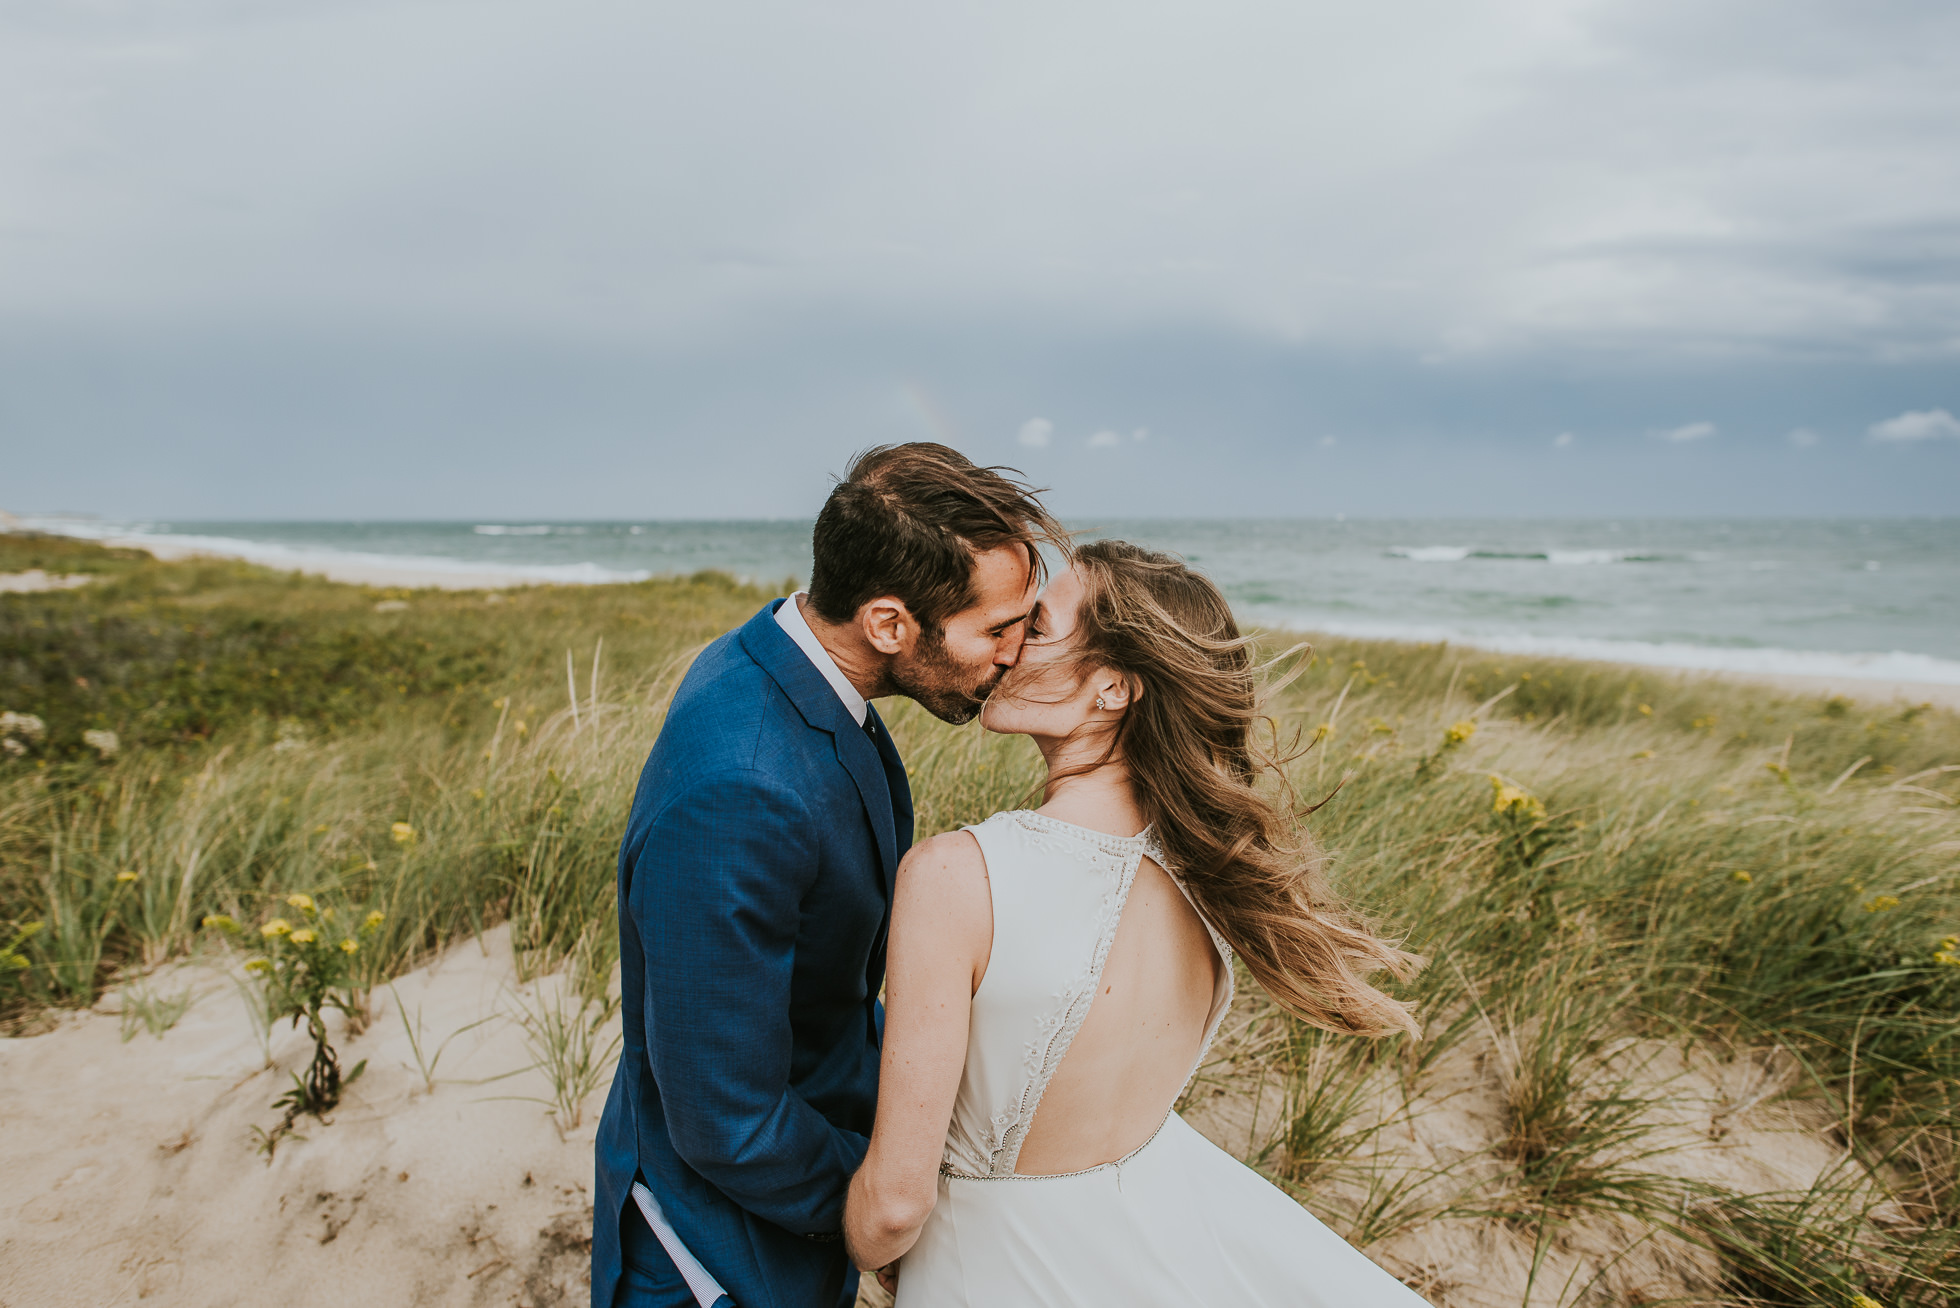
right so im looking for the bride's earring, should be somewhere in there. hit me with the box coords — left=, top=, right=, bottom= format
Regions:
left=1095, top=696, right=1107, bottom=710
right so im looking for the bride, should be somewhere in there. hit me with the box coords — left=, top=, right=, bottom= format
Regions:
left=842, top=540, right=1433, bottom=1306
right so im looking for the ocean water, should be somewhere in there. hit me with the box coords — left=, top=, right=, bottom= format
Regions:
left=17, top=516, right=1960, bottom=684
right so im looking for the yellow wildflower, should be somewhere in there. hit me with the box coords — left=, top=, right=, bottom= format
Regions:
left=286, top=893, right=314, bottom=912
left=290, top=928, right=317, bottom=945
left=1939, top=935, right=1959, bottom=952
left=1637, top=704, right=1652, bottom=716
left=1444, top=720, right=1476, bottom=746
left=471, top=787, right=486, bottom=801
left=1731, top=870, right=1753, bottom=885
left=1312, top=723, right=1334, bottom=742
left=313, top=823, right=330, bottom=835
left=1632, top=749, right=1654, bottom=760
left=1864, top=895, right=1900, bottom=914
left=362, top=910, right=386, bottom=933
left=116, top=869, right=139, bottom=883
left=1851, top=1295, right=1884, bottom=1308
left=1489, top=776, right=1547, bottom=822
left=514, top=721, right=528, bottom=735
left=261, top=917, right=293, bottom=937
left=1933, top=951, right=1959, bottom=968
left=202, top=914, right=240, bottom=933
left=391, top=821, right=416, bottom=843
left=245, top=958, right=273, bottom=975
left=339, top=938, right=359, bottom=955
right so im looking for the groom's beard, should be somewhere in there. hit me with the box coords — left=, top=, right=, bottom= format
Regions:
left=890, top=627, right=1002, bottom=725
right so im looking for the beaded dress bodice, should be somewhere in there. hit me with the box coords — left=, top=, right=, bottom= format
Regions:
left=939, top=810, right=1234, bottom=1180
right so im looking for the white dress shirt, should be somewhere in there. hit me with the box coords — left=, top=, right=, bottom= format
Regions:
left=775, top=592, right=869, bottom=726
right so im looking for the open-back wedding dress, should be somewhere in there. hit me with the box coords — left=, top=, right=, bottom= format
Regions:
left=893, top=810, right=1432, bottom=1307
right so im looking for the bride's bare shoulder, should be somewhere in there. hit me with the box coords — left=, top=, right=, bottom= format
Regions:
left=897, top=828, right=989, bottom=887
left=892, top=830, right=993, bottom=980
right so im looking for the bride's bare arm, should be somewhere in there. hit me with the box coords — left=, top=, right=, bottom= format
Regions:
left=844, top=830, right=993, bottom=1278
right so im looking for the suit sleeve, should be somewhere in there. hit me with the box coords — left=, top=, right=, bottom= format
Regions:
left=629, top=767, right=869, bottom=1235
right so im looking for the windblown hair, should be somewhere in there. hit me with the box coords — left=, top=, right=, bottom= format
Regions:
left=809, top=443, right=1070, bottom=637
left=1067, top=540, right=1423, bottom=1038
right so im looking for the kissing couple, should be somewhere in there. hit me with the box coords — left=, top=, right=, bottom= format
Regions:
left=593, top=444, right=1432, bottom=1307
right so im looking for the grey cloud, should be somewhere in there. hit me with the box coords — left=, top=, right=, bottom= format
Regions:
left=1, top=0, right=1956, bottom=518
left=5, top=0, right=1956, bottom=358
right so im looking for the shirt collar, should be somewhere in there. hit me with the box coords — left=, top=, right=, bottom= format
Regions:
left=774, top=593, right=868, bottom=726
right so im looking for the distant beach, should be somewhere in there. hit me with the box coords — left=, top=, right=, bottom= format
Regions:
left=9, top=512, right=1958, bottom=709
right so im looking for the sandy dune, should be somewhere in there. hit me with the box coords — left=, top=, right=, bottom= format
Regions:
left=1, top=927, right=605, bottom=1308
left=0, top=570, right=94, bottom=593
left=3, top=917, right=1858, bottom=1308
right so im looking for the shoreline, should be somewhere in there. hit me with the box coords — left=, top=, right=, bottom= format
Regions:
left=13, top=526, right=1958, bottom=711
left=94, top=532, right=573, bottom=590
left=1651, top=668, right=1960, bottom=713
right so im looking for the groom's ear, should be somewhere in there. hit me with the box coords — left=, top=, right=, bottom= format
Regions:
left=859, top=596, right=917, bottom=656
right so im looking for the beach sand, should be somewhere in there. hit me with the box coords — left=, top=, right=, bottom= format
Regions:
left=0, top=569, right=94, bottom=593
left=1689, top=669, right=1960, bottom=713
left=1654, top=670, right=1960, bottom=709
left=2, top=929, right=1853, bottom=1308
left=0, top=926, right=604, bottom=1308
left=95, top=533, right=555, bottom=591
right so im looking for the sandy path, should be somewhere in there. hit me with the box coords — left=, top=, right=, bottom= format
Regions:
left=0, top=927, right=604, bottom=1308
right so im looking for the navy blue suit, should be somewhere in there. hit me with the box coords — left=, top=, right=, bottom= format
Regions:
left=594, top=601, right=912, bottom=1308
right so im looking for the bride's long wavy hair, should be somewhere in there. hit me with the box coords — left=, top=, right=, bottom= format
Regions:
left=1062, top=540, right=1422, bottom=1039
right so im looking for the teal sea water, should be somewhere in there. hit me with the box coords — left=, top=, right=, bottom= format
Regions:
left=19, top=516, right=1960, bottom=683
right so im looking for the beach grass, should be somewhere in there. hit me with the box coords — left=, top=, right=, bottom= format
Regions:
left=4, top=533, right=1957, bottom=1304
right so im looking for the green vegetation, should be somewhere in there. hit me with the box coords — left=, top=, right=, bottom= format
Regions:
left=204, top=891, right=389, bottom=1151
left=3, top=533, right=1957, bottom=1303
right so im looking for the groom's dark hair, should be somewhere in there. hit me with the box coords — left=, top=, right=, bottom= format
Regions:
left=809, top=443, right=1067, bottom=636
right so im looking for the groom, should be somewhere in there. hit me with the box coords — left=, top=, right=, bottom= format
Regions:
left=594, top=444, right=1064, bottom=1308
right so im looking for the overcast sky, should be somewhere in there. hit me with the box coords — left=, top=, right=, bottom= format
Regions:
left=4, top=0, right=1957, bottom=519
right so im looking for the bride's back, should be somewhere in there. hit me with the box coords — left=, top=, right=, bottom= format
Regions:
left=1015, top=845, right=1221, bottom=1173
left=943, top=810, right=1232, bottom=1181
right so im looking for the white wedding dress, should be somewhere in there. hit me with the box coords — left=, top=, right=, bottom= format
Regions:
left=894, top=810, right=1431, bottom=1307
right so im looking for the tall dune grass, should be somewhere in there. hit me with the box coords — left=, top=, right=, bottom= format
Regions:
left=3, top=535, right=1957, bottom=1303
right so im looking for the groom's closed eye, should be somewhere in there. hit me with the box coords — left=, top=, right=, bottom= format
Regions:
left=987, top=609, right=1035, bottom=639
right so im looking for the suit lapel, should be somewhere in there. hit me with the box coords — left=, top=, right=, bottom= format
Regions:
left=738, top=603, right=901, bottom=887
left=865, top=703, right=912, bottom=897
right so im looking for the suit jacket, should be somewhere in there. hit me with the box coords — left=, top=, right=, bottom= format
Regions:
left=593, top=600, right=913, bottom=1308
